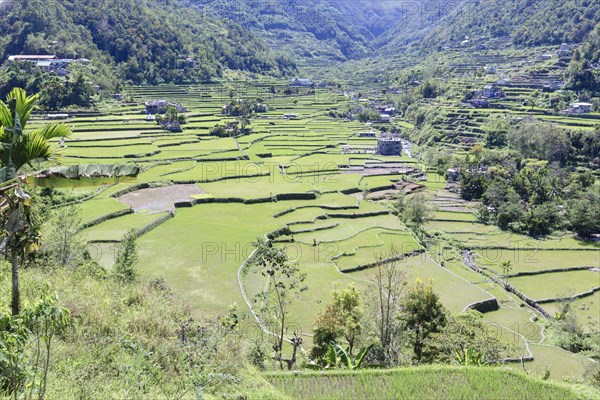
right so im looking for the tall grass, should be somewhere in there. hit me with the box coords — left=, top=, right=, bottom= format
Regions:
left=266, top=366, right=598, bottom=400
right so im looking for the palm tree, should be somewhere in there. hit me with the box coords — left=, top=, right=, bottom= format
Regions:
left=0, top=88, right=71, bottom=315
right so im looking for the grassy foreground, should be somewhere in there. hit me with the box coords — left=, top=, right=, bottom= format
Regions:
left=265, top=367, right=597, bottom=400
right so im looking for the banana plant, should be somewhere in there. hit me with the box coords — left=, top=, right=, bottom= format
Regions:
left=454, top=347, right=486, bottom=366
left=326, top=342, right=374, bottom=370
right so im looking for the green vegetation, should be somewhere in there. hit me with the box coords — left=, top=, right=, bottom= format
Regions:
left=267, top=366, right=595, bottom=400
left=1, top=1, right=600, bottom=395
left=0, top=0, right=296, bottom=88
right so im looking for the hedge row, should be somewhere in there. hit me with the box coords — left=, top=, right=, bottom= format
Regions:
left=123, top=150, right=162, bottom=158
left=73, top=126, right=161, bottom=132
left=79, top=208, right=134, bottom=231
left=290, top=223, right=339, bottom=235
left=266, top=226, right=293, bottom=240
left=536, top=286, right=600, bottom=305
left=174, top=192, right=318, bottom=208
left=160, top=161, right=197, bottom=177
left=68, top=142, right=146, bottom=149
left=157, top=140, right=199, bottom=148
left=463, top=250, right=551, bottom=319
left=109, top=181, right=172, bottom=198
left=327, top=210, right=390, bottom=219
left=340, top=250, right=425, bottom=273
left=469, top=245, right=600, bottom=252
left=171, top=172, right=269, bottom=185
left=464, top=298, right=500, bottom=313
left=51, top=184, right=117, bottom=209
left=135, top=211, right=175, bottom=238
left=508, top=266, right=595, bottom=277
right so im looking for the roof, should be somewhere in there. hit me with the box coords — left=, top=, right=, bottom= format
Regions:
left=572, top=102, right=593, bottom=107
left=145, top=100, right=167, bottom=106
left=36, top=61, right=55, bottom=67
left=8, top=55, right=57, bottom=61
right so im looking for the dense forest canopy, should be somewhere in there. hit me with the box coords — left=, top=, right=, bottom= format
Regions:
left=0, top=0, right=296, bottom=86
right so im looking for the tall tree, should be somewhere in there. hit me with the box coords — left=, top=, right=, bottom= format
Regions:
left=251, top=238, right=307, bottom=370
left=400, top=279, right=447, bottom=363
left=365, top=255, right=407, bottom=366
left=311, top=285, right=363, bottom=362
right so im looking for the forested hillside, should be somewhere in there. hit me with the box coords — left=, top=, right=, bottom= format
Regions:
left=568, top=24, right=600, bottom=93
left=379, top=0, right=600, bottom=53
left=0, top=0, right=296, bottom=86
left=187, top=0, right=407, bottom=61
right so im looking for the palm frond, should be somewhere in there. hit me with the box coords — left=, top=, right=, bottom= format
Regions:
left=11, top=131, right=52, bottom=172
left=36, top=123, right=72, bottom=140
left=0, top=101, right=11, bottom=129
left=7, top=88, right=38, bottom=128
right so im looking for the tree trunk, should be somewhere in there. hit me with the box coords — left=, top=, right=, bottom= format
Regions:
left=11, top=249, right=19, bottom=316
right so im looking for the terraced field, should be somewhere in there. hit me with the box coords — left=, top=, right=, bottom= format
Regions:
left=32, top=80, right=599, bottom=381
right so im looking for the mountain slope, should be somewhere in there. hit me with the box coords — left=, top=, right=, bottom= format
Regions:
left=379, top=0, right=600, bottom=53
left=187, top=0, right=407, bottom=61
left=0, top=0, right=296, bottom=86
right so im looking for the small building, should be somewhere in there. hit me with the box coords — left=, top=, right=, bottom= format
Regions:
left=46, top=114, right=69, bottom=120
left=469, top=99, right=489, bottom=108
left=377, top=134, right=402, bottom=156
left=145, top=100, right=168, bottom=114
left=447, top=168, right=460, bottom=181
left=290, top=78, right=312, bottom=87
left=379, top=114, right=391, bottom=123
left=358, top=131, right=377, bottom=138
left=485, top=66, right=496, bottom=74
left=145, top=114, right=156, bottom=121
left=569, top=102, right=593, bottom=114
left=283, top=113, right=298, bottom=119
left=8, top=54, right=58, bottom=62
left=543, top=81, right=564, bottom=92
left=541, top=54, right=553, bottom=60
left=496, top=78, right=510, bottom=86
left=558, top=43, right=572, bottom=58
left=482, top=84, right=504, bottom=99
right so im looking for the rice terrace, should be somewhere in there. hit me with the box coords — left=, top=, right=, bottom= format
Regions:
left=0, top=0, right=599, bottom=399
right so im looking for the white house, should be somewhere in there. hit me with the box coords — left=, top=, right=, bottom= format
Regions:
left=569, top=102, right=594, bottom=114
left=291, top=78, right=312, bottom=87
left=8, top=54, right=58, bottom=62
left=379, top=114, right=391, bottom=123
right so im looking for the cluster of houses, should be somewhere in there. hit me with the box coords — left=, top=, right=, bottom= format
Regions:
left=376, top=104, right=396, bottom=123
left=290, top=78, right=312, bottom=87
left=144, top=100, right=188, bottom=115
left=144, top=100, right=188, bottom=132
left=467, top=84, right=506, bottom=108
left=7, top=55, right=90, bottom=77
